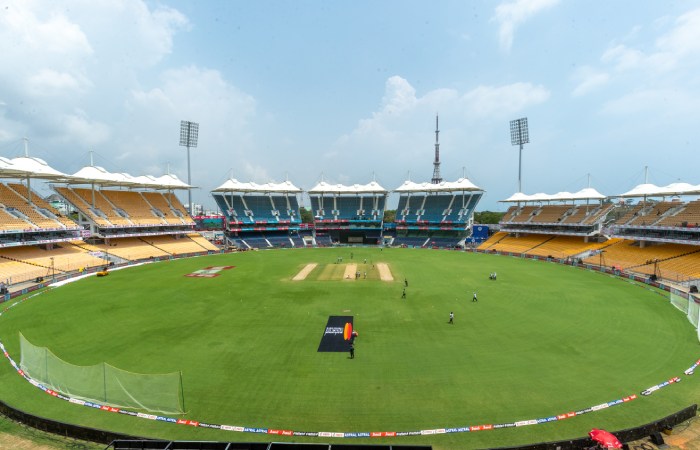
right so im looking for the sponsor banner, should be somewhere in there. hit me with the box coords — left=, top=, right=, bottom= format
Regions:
left=515, top=420, right=537, bottom=427
left=317, top=316, right=354, bottom=352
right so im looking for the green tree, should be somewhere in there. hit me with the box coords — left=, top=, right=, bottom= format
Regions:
left=299, top=207, right=314, bottom=224
left=383, top=209, right=396, bottom=223
left=474, top=211, right=505, bottom=224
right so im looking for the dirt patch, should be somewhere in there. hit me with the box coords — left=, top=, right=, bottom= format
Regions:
left=0, top=433, right=57, bottom=449
left=343, top=264, right=357, bottom=280
left=292, top=263, right=317, bottom=281
left=377, top=263, right=393, bottom=281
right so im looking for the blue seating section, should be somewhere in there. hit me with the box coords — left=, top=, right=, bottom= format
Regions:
left=335, top=197, right=361, bottom=219
left=393, top=236, right=429, bottom=247
left=213, top=193, right=301, bottom=224
left=244, top=237, right=270, bottom=248
left=396, top=192, right=482, bottom=224
left=427, top=236, right=462, bottom=248
left=310, top=195, right=385, bottom=221
left=266, top=235, right=292, bottom=247
left=315, top=234, right=333, bottom=246
left=420, top=195, right=453, bottom=222
left=309, top=196, right=327, bottom=219
left=290, top=236, right=305, bottom=247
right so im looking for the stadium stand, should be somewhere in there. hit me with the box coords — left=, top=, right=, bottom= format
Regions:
left=99, top=190, right=168, bottom=226
left=394, top=179, right=483, bottom=246
left=212, top=179, right=303, bottom=250
left=140, top=191, right=191, bottom=225
left=656, top=199, right=700, bottom=227
left=5, top=183, right=78, bottom=229
left=308, top=181, right=387, bottom=245
left=0, top=158, right=218, bottom=292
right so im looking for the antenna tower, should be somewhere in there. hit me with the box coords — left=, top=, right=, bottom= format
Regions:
left=431, top=115, right=442, bottom=184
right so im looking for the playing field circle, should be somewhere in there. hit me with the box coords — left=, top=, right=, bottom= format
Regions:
left=0, top=248, right=697, bottom=449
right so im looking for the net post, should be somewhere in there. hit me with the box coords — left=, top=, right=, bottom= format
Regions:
left=103, top=363, right=107, bottom=403
left=179, top=371, right=186, bottom=413
left=44, top=339, right=48, bottom=382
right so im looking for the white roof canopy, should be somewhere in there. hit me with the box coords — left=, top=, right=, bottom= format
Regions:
left=307, top=180, right=387, bottom=194
left=617, top=182, right=700, bottom=198
left=500, top=187, right=606, bottom=203
left=394, top=178, right=482, bottom=193
left=65, top=165, right=192, bottom=189
left=212, top=178, right=302, bottom=193
left=4, top=156, right=68, bottom=179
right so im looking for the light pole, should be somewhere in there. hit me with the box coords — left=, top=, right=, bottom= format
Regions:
left=179, top=120, right=199, bottom=216
left=509, top=117, right=529, bottom=193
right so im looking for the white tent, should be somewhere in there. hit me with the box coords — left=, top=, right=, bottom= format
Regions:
left=308, top=180, right=387, bottom=194
left=68, top=165, right=192, bottom=190
left=6, top=156, right=69, bottom=203
left=500, top=187, right=606, bottom=203
left=0, top=157, right=27, bottom=177
left=394, top=178, right=482, bottom=193
left=212, top=178, right=302, bottom=193
left=617, top=182, right=700, bottom=198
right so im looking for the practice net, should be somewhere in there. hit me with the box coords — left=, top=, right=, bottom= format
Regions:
left=19, top=333, right=184, bottom=414
left=670, top=290, right=700, bottom=342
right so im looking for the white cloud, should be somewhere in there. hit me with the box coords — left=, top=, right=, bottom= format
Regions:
left=493, top=0, right=560, bottom=51
left=601, top=89, right=697, bottom=116
left=61, top=112, right=111, bottom=147
left=601, top=44, right=645, bottom=72
left=343, top=77, right=548, bottom=145
left=0, top=2, right=93, bottom=99
left=462, top=82, right=550, bottom=117
left=655, top=8, right=700, bottom=61
left=568, top=5, right=700, bottom=124
left=26, top=69, right=91, bottom=96
left=327, top=76, right=549, bottom=193
left=571, top=67, right=610, bottom=97
left=600, top=7, right=700, bottom=75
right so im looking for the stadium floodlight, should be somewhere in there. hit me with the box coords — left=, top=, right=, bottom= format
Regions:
left=510, top=117, right=529, bottom=193
left=179, top=120, right=199, bottom=216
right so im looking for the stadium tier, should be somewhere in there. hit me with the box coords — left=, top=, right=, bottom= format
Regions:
left=393, top=179, right=483, bottom=248
left=211, top=179, right=303, bottom=249
left=486, top=183, right=700, bottom=285
left=307, top=181, right=388, bottom=245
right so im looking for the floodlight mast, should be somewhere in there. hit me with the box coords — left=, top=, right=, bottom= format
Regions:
left=509, top=117, right=529, bottom=193
left=179, top=120, right=199, bottom=216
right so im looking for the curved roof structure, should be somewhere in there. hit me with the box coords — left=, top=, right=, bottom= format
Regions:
left=66, top=165, right=192, bottom=189
left=0, top=157, right=27, bottom=177
left=394, top=178, right=482, bottom=193
left=212, top=178, right=302, bottom=193
left=617, top=182, right=700, bottom=198
left=6, top=156, right=67, bottom=179
left=307, top=180, right=387, bottom=194
left=500, top=187, right=606, bottom=203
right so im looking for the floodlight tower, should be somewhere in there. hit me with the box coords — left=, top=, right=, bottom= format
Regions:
left=510, top=117, right=529, bottom=193
left=179, top=120, right=199, bottom=216
left=431, top=115, right=442, bottom=184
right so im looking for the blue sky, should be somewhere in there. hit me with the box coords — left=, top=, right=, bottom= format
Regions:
left=1, top=0, right=699, bottom=212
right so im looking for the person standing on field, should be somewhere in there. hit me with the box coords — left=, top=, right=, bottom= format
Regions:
left=449, top=312, right=454, bottom=324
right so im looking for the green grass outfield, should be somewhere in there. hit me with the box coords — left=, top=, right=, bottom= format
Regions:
left=0, top=247, right=698, bottom=449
